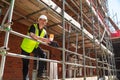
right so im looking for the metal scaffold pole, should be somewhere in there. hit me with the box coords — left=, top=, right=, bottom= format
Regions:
left=112, top=55, right=117, bottom=79
left=101, top=51, right=105, bottom=78
left=0, top=0, right=15, bottom=80
left=79, top=0, right=86, bottom=80
left=62, top=0, right=66, bottom=79
left=73, top=33, right=79, bottom=78
left=89, top=0, right=99, bottom=79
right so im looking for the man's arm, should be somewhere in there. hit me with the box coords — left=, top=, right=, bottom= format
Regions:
left=30, top=32, right=50, bottom=43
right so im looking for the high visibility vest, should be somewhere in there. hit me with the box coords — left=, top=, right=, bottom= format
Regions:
left=21, top=24, right=46, bottom=53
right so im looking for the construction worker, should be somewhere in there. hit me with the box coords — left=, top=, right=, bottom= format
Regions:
left=20, top=15, right=50, bottom=80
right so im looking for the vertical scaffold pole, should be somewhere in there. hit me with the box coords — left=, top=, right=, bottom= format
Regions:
left=79, top=0, right=86, bottom=80
left=62, top=0, right=66, bottom=80
left=73, top=33, right=78, bottom=78
left=0, top=0, right=15, bottom=80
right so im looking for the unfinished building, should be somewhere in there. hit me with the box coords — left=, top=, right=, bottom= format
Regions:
left=0, top=0, right=117, bottom=80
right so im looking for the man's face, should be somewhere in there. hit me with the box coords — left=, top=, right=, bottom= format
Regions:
left=39, top=19, right=47, bottom=26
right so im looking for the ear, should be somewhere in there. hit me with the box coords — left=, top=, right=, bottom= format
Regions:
left=38, top=19, right=39, bottom=22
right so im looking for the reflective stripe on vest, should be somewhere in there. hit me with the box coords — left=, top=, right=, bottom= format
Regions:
left=20, top=24, right=46, bottom=53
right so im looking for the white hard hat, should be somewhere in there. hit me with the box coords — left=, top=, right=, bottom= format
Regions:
left=39, top=15, right=47, bottom=20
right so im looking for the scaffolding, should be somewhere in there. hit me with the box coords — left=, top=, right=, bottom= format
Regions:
left=0, top=0, right=117, bottom=80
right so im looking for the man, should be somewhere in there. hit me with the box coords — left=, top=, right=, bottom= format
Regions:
left=20, top=15, right=50, bottom=80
